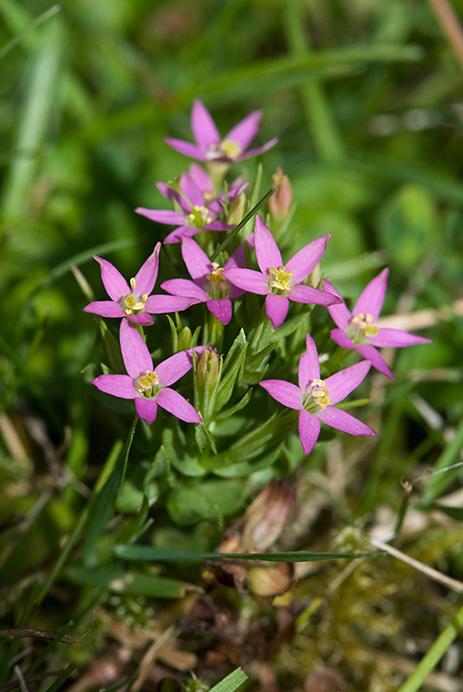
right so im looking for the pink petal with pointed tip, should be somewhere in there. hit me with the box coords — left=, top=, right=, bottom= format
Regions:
left=289, top=284, right=340, bottom=306
left=204, top=221, right=234, bottom=231
left=95, top=256, right=130, bottom=302
left=161, top=278, right=207, bottom=301
left=164, top=226, right=197, bottom=244
left=298, top=410, right=321, bottom=455
left=260, top=379, right=302, bottom=410
left=222, top=267, right=268, bottom=295
left=237, top=138, right=278, bottom=160
left=266, top=293, right=289, bottom=329
left=353, top=268, right=389, bottom=321
left=92, top=374, right=136, bottom=399
left=255, top=216, right=282, bottom=273
left=323, top=280, right=352, bottom=329
left=164, top=137, right=207, bottom=160
left=120, top=319, right=153, bottom=378
left=225, top=110, right=261, bottom=149
left=128, top=313, right=154, bottom=326
left=369, top=328, right=431, bottom=348
left=134, top=243, right=160, bottom=295
left=181, top=236, right=211, bottom=281
left=286, top=235, right=330, bottom=284
left=325, top=360, right=371, bottom=405
left=156, top=387, right=202, bottom=424
left=330, top=328, right=355, bottom=349
left=145, top=293, right=196, bottom=314
left=83, top=301, right=126, bottom=318
left=192, top=100, right=220, bottom=151
left=355, top=344, right=394, bottom=379
left=189, top=163, right=214, bottom=194
left=136, top=398, right=158, bottom=424
left=318, top=407, right=376, bottom=437
left=179, top=171, right=204, bottom=207
left=207, top=298, right=232, bottom=324
left=298, top=334, right=320, bottom=391
left=135, top=208, right=185, bottom=225
left=155, top=350, right=194, bottom=387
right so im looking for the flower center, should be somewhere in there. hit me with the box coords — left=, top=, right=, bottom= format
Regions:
left=186, top=205, right=213, bottom=229
left=350, top=312, right=379, bottom=342
left=206, top=262, right=229, bottom=299
left=136, top=370, right=160, bottom=398
left=268, top=266, right=293, bottom=295
left=303, top=378, right=332, bottom=413
left=121, top=278, right=148, bottom=315
left=207, top=139, right=242, bottom=161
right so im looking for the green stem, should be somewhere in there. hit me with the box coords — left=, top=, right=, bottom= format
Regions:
left=397, top=600, right=463, bottom=692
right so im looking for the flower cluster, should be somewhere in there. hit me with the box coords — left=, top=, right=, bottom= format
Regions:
left=84, top=100, right=430, bottom=455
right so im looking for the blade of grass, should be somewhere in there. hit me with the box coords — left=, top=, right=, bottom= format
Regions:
left=0, top=4, right=61, bottom=61
left=283, top=0, right=345, bottom=161
left=209, top=668, right=249, bottom=692
left=0, top=581, right=41, bottom=683
left=24, top=621, right=75, bottom=677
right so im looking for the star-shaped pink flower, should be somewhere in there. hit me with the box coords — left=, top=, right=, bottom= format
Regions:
left=92, top=320, right=203, bottom=425
left=83, top=244, right=193, bottom=325
left=323, top=269, right=432, bottom=379
left=260, top=334, right=376, bottom=455
left=161, top=236, right=248, bottom=325
left=165, top=100, right=278, bottom=163
left=135, top=169, right=235, bottom=244
left=223, top=216, right=340, bottom=329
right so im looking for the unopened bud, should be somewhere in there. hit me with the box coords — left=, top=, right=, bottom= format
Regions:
left=177, top=326, right=192, bottom=351
left=197, top=346, right=220, bottom=385
left=242, top=480, right=296, bottom=551
left=248, top=562, right=293, bottom=598
left=227, top=191, right=247, bottom=225
left=269, top=168, right=292, bottom=218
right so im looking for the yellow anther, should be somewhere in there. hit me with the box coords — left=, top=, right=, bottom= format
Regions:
left=137, top=370, right=159, bottom=395
left=130, top=277, right=136, bottom=289
left=219, top=139, right=242, bottom=160
left=142, top=293, right=148, bottom=301
left=186, top=205, right=213, bottom=229
left=207, top=263, right=225, bottom=286
left=122, top=292, right=146, bottom=315
left=268, top=266, right=293, bottom=293
left=352, top=312, right=378, bottom=339
left=364, top=324, right=379, bottom=337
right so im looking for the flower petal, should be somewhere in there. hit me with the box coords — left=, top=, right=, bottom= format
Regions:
left=120, top=319, right=153, bottom=378
left=286, top=235, right=330, bottom=284
left=161, top=278, right=207, bottom=301
left=318, top=407, right=376, bottom=437
left=260, top=379, right=302, bottom=410
left=322, top=280, right=352, bottom=329
left=92, top=374, right=136, bottom=399
left=330, top=327, right=355, bottom=349
left=127, top=312, right=154, bottom=326
left=223, top=267, right=268, bottom=295
left=289, top=284, right=340, bottom=306
left=255, top=216, right=282, bottom=273
left=95, top=256, right=129, bottom=302
left=325, top=360, right=371, bottom=405
left=83, top=301, right=125, bottom=318
left=192, top=100, right=220, bottom=151
left=156, top=387, right=202, bottom=424
left=225, top=110, right=261, bottom=149
left=181, top=236, right=211, bottom=281
left=207, top=298, right=232, bottom=324
left=133, top=243, right=160, bottom=295
left=265, top=294, right=289, bottom=329
left=237, top=139, right=279, bottom=160
left=135, top=208, right=185, bottom=225
left=164, top=137, right=207, bottom=160
left=135, top=398, right=158, bottom=424
left=164, top=225, right=197, bottom=244
left=145, top=293, right=197, bottom=313
left=189, top=163, right=215, bottom=194
left=298, top=333, right=320, bottom=391
left=155, top=350, right=194, bottom=387
left=355, top=344, right=393, bottom=379
left=370, top=328, right=432, bottom=348
left=298, top=409, right=321, bottom=455
left=179, top=171, right=204, bottom=207
left=353, top=268, right=388, bottom=321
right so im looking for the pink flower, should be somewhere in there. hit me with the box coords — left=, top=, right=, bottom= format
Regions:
left=83, top=244, right=192, bottom=325
left=161, top=236, right=247, bottom=325
left=260, top=334, right=376, bottom=455
left=323, top=269, right=432, bottom=379
left=135, top=168, right=235, bottom=244
left=165, top=100, right=278, bottom=163
left=222, top=216, right=340, bottom=329
left=92, top=320, right=203, bottom=425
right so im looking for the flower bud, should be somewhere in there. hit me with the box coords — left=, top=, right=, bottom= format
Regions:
left=227, top=191, right=247, bottom=225
left=242, top=480, right=296, bottom=552
left=269, top=167, right=292, bottom=218
left=197, top=346, right=220, bottom=385
left=248, top=562, right=293, bottom=598
left=177, top=326, right=192, bottom=351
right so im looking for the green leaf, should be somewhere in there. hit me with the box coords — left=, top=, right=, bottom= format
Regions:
left=209, top=668, right=248, bottom=692
left=65, top=567, right=186, bottom=599
left=167, top=479, right=246, bottom=526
